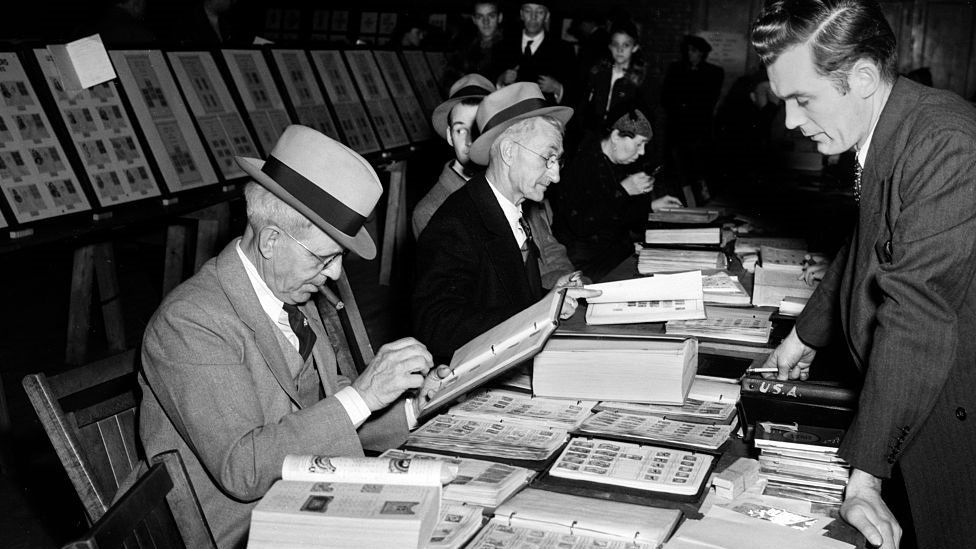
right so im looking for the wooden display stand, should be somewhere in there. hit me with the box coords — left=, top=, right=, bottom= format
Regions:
left=65, top=243, right=127, bottom=366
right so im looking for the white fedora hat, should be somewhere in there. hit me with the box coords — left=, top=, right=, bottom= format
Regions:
left=468, top=82, right=573, bottom=166
left=236, top=125, right=381, bottom=259
left=431, top=74, right=495, bottom=138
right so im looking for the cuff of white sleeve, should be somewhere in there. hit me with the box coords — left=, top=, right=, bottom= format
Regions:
left=404, top=398, right=419, bottom=430
left=336, top=386, right=371, bottom=428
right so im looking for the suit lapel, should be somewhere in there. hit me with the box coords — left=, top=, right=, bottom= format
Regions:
left=468, top=176, right=534, bottom=306
left=861, top=78, right=915, bottom=224
left=216, top=240, right=302, bottom=408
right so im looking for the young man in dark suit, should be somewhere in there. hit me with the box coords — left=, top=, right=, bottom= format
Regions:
left=496, top=1, right=576, bottom=105
left=754, top=2, right=976, bottom=548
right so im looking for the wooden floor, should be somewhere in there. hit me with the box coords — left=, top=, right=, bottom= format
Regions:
left=0, top=164, right=863, bottom=547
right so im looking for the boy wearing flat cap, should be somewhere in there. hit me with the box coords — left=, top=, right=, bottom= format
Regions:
left=139, top=126, right=447, bottom=548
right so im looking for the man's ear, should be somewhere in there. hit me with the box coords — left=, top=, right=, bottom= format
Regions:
left=498, top=138, right=516, bottom=166
left=850, top=58, right=882, bottom=99
left=257, top=226, right=279, bottom=260
left=498, top=13, right=503, bottom=25
left=445, top=126, right=455, bottom=147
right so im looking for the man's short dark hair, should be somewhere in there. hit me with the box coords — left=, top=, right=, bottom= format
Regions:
left=446, top=96, right=483, bottom=127
left=751, top=0, right=897, bottom=93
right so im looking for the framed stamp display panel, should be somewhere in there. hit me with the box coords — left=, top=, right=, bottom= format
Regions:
left=268, top=49, right=340, bottom=140
left=372, top=50, right=432, bottom=141
left=0, top=52, right=90, bottom=223
left=166, top=51, right=259, bottom=179
left=308, top=50, right=380, bottom=154
left=424, top=51, right=448, bottom=88
left=342, top=50, right=410, bottom=149
left=221, top=49, right=292, bottom=155
left=400, top=50, right=442, bottom=117
left=33, top=48, right=160, bottom=208
left=110, top=50, right=218, bottom=193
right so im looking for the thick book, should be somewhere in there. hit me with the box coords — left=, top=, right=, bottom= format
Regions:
left=701, top=272, right=752, bottom=306
left=645, top=227, right=722, bottom=246
left=247, top=456, right=455, bottom=549
left=467, top=488, right=680, bottom=549
left=533, top=336, right=698, bottom=404
left=428, top=503, right=485, bottom=549
left=666, top=306, right=773, bottom=345
left=648, top=207, right=720, bottom=224
left=420, top=290, right=566, bottom=418
left=406, top=414, right=569, bottom=464
left=577, top=410, right=735, bottom=451
left=760, top=246, right=828, bottom=273
left=739, top=376, right=858, bottom=407
left=638, top=248, right=727, bottom=274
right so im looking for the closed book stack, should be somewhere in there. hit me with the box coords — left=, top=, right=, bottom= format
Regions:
left=753, top=422, right=850, bottom=510
left=596, top=376, right=740, bottom=425
left=648, top=207, right=720, bottom=224
left=638, top=248, right=727, bottom=274
left=645, top=227, right=722, bottom=246
left=533, top=336, right=698, bottom=404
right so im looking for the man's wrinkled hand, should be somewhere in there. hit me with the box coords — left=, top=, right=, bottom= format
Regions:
left=537, top=75, right=562, bottom=95
left=411, top=365, right=453, bottom=416
left=841, top=469, right=902, bottom=549
left=762, top=327, right=816, bottom=381
left=352, top=337, right=433, bottom=411
left=551, top=271, right=600, bottom=320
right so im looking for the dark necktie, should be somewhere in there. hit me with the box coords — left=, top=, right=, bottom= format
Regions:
left=283, top=303, right=316, bottom=362
left=524, top=40, right=534, bottom=57
left=853, top=157, right=863, bottom=205
left=518, top=215, right=543, bottom=299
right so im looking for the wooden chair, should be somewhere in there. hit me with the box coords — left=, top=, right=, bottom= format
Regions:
left=22, top=350, right=142, bottom=522
left=62, top=451, right=215, bottom=549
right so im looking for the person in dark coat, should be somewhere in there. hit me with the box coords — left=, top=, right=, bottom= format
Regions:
left=754, top=2, right=976, bottom=548
left=495, top=1, right=576, bottom=105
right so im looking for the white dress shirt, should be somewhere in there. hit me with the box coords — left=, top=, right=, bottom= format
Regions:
left=521, top=30, right=544, bottom=54
left=486, top=177, right=527, bottom=248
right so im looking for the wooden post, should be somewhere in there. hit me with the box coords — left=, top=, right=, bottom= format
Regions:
left=379, top=161, right=407, bottom=286
left=162, top=224, right=188, bottom=298
left=65, top=243, right=127, bottom=365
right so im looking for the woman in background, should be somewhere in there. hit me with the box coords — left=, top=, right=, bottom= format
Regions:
left=554, top=107, right=682, bottom=281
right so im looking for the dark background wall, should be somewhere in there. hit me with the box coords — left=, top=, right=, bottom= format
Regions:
left=3, top=0, right=974, bottom=100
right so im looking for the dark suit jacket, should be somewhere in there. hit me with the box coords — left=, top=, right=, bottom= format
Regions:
left=140, top=241, right=407, bottom=548
left=413, top=175, right=543, bottom=360
left=500, top=32, right=577, bottom=104
left=795, top=77, right=976, bottom=545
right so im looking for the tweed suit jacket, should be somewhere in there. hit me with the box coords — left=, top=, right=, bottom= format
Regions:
left=139, top=240, right=408, bottom=548
left=795, top=77, right=976, bottom=545
left=413, top=175, right=548, bottom=360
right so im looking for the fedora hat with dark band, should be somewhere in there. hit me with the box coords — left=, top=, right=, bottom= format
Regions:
left=468, top=82, right=573, bottom=166
left=431, top=74, right=495, bottom=138
left=236, top=125, right=382, bottom=259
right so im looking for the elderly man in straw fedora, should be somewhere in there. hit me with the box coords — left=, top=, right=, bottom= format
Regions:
left=413, top=82, right=599, bottom=360
left=139, top=125, right=449, bottom=548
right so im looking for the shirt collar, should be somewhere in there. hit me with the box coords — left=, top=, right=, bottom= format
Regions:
left=486, top=176, right=525, bottom=245
left=856, top=119, right=877, bottom=168
left=236, top=239, right=288, bottom=323
left=522, top=31, right=545, bottom=52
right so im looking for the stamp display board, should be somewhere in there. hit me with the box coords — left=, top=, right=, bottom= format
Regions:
left=34, top=48, right=161, bottom=208
left=110, top=50, right=218, bottom=193
left=308, top=50, right=380, bottom=154
left=221, top=49, right=292, bottom=155
left=268, top=49, right=341, bottom=140
left=0, top=52, right=90, bottom=223
left=372, top=50, right=432, bottom=142
left=167, top=51, right=259, bottom=179
left=399, top=50, right=442, bottom=117
left=342, top=50, right=409, bottom=149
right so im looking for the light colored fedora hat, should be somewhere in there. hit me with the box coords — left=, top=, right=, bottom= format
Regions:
left=468, top=82, right=573, bottom=166
left=431, top=74, right=495, bottom=138
left=236, top=125, right=381, bottom=259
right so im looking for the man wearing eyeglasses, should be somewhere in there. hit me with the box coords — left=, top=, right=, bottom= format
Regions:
left=413, top=83, right=599, bottom=360
left=139, top=126, right=448, bottom=548
left=496, top=1, right=576, bottom=105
